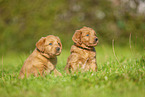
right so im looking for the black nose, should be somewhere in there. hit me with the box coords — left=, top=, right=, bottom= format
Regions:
left=95, top=38, right=98, bottom=41
left=56, top=47, right=60, bottom=51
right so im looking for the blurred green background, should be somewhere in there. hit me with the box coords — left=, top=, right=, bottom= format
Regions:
left=0, top=0, right=145, bottom=55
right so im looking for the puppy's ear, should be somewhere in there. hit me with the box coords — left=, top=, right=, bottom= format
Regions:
left=72, top=30, right=82, bottom=45
left=56, top=36, right=62, bottom=49
left=36, top=37, right=46, bottom=52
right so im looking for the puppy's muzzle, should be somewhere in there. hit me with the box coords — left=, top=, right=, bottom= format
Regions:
left=95, top=38, right=98, bottom=42
left=56, top=47, right=60, bottom=52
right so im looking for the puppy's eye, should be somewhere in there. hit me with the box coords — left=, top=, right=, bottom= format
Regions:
left=58, top=43, right=61, bottom=46
left=86, top=34, right=89, bottom=36
left=49, top=43, right=52, bottom=45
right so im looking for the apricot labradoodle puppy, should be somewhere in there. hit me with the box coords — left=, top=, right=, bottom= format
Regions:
left=65, top=27, right=98, bottom=73
left=19, top=35, right=62, bottom=79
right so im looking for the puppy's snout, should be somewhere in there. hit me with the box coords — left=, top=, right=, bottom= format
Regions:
left=56, top=47, right=60, bottom=51
left=95, top=38, right=98, bottom=42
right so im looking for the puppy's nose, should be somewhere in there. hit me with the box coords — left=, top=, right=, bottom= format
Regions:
left=56, top=47, right=60, bottom=51
left=95, top=38, right=98, bottom=42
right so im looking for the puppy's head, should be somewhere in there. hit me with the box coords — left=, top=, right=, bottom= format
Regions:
left=72, top=27, right=98, bottom=48
left=36, top=35, right=62, bottom=56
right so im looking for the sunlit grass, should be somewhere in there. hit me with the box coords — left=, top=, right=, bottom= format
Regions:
left=0, top=46, right=145, bottom=97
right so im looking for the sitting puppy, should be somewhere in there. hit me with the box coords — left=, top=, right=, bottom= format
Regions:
left=65, top=27, right=98, bottom=73
left=19, top=35, right=62, bottom=79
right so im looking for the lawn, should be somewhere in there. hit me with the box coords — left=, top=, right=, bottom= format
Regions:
left=0, top=45, right=145, bottom=97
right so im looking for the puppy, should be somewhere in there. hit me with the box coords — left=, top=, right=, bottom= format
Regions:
left=19, top=35, right=62, bottom=79
left=65, top=27, right=98, bottom=73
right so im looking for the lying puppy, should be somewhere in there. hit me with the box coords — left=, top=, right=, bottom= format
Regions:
left=19, top=35, right=62, bottom=79
left=65, top=27, right=98, bottom=73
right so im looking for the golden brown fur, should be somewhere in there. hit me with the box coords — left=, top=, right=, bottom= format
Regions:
left=19, top=35, right=62, bottom=79
left=65, top=27, right=98, bottom=73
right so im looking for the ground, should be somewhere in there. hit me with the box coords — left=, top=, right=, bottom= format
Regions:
left=0, top=45, right=145, bottom=97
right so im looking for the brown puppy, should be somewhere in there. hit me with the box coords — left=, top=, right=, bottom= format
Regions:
left=65, top=27, right=98, bottom=73
left=19, top=35, right=62, bottom=79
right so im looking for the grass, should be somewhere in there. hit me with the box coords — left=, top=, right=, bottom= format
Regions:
left=0, top=45, right=145, bottom=97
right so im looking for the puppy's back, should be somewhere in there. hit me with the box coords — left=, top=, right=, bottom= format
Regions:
left=19, top=50, right=39, bottom=78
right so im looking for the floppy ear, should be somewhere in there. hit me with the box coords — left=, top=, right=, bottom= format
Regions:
left=56, top=36, right=62, bottom=49
left=72, top=30, right=82, bottom=45
left=36, top=37, right=46, bottom=52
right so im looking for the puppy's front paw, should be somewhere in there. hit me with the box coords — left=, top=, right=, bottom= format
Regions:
left=54, top=69, right=62, bottom=77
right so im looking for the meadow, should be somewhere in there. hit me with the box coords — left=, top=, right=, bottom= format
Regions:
left=0, top=1, right=145, bottom=96
left=0, top=44, right=144, bottom=97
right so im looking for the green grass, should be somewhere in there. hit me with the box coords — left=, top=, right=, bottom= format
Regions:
left=0, top=45, right=145, bottom=97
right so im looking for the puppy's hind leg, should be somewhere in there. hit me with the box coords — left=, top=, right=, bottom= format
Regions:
left=65, top=64, right=71, bottom=74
